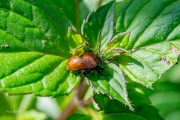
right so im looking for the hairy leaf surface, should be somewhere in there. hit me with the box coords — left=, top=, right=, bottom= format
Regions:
left=0, top=0, right=81, bottom=96
left=115, top=0, right=180, bottom=87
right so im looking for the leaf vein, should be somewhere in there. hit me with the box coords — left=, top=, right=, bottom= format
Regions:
left=0, top=54, right=44, bottom=81
left=0, top=3, right=68, bottom=57
left=130, top=54, right=161, bottom=76
left=126, top=0, right=151, bottom=29
left=133, top=0, right=178, bottom=48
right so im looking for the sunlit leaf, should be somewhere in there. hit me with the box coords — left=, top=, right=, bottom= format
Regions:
left=88, top=63, right=133, bottom=110
left=114, top=0, right=180, bottom=87
left=82, top=1, right=115, bottom=53
left=0, top=0, right=81, bottom=96
left=94, top=83, right=150, bottom=113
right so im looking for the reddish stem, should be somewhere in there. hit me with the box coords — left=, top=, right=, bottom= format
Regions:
left=56, top=77, right=89, bottom=120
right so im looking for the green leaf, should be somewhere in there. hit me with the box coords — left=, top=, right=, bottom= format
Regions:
left=116, top=40, right=180, bottom=87
left=101, top=105, right=163, bottom=120
left=67, top=28, right=90, bottom=55
left=114, top=0, right=180, bottom=87
left=134, top=105, right=164, bottom=120
left=0, top=53, right=81, bottom=96
left=67, top=28, right=86, bottom=49
left=107, top=32, right=130, bottom=50
left=0, top=0, right=81, bottom=96
left=67, top=114, right=92, bottom=120
left=88, top=63, right=133, bottom=110
left=82, top=1, right=115, bottom=53
left=0, top=0, right=71, bottom=57
left=115, top=0, right=128, bottom=15
left=102, top=113, right=146, bottom=120
left=94, top=83, right=150, bottom=113
left=160, top=58, right=180, bottom=82
left=50, top=1, right=77, bottom=27
left=102, top=31, right=130, bottom=61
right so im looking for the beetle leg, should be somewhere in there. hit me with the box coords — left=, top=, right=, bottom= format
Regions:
left=91, top=70, right=94, bottom=76
left=95, top=65, right=105, bottom=76
left=82, top=70, right=86, bottom=76
left=73, top=70, right=82, bottom=76
left=98, top=70, right=104, bottom=76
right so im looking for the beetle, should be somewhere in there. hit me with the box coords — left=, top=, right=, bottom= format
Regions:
left=66, top=53, right=104, bottom=76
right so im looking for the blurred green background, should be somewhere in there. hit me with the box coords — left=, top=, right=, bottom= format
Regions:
left=1, top=0, right=180, bottom=120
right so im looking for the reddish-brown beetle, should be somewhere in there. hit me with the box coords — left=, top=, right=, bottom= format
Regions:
left=67, top=53, right=104, bottom=76
left=67, top=53, right=98, bottom=70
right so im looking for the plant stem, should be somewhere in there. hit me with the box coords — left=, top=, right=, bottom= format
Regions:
left=74, top=0, right=80, bottom=32
left=84, top=106, right=99, bottom=120
left=97, top=0, right=103, bottom=7
left=57, top=77, right=89, bottom=120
